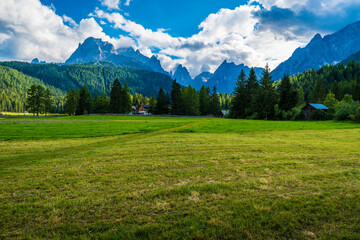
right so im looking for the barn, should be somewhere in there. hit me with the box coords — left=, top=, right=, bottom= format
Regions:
left=302, top=103, right=328, bottom=120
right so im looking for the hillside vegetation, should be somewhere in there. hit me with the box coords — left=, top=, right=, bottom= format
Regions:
left=0, top=66, right=65, bottom=112
left=0, top=61, right=173, bottom=98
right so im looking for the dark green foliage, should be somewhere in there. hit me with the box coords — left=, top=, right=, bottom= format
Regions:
left=170, top=80, right=184, bottom=115
left=26, top=85, right=37, bottom=115
left=210, top=86, right=221, bottom=116
left=199, top=86, right=210, bottom=116
left=230, top=70, right=247, bottom=118
left=94, top=93, right=110, bottom=114
left=109, top=79, right=122, bottom=114
left=43, top=88, right=54, bottom=115
left=182, top=86, right=199, bottom=116
left=253, top=65, right=278, bottom=120
left=148, top=97, right=156, bottom=114
left=335, top=95, right=360, bottom=120
left=26, top=84, right=47, bottom=116
left=0, top=61, right=173, bottom=98
left=311, top=76, right=327, bottom=102
left=0, top=66, right=64, bottom=113
left=76, top=86, right=92, bottom=115
left=287, top=61, right=360, bottom=102
left=65, top=89, right=78, bottom=116
left=120, top=82, right=132, bottom=114
left=323, top=92, right=339, bottom=118
left=278, top=75, right=298, bottom=111
left=155, top=88, right=169, bottom=115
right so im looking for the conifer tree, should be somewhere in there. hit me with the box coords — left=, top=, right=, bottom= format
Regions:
left=182, top=86, right=199, bottom=116
left=278, top=75, right=298, bottom=111
left=245, top=68, right=259, bottom=116
left=120, top=82, right=132, bottom=113
left=312, top=76, right=327, bottom=103
left=230, top=69, right=247, bottom=118
left=210, top=86, right=220, bottom=116
left=76, top=85, right=90, bottom=115
left=65, top=89, right=77, bottom=116
left=110, top=79, right=122, bottom=113
left=155, top=88, right=168, bottom=115
left=199, top=85, right=210, bottom=115
left=253, top=64, right=278, bottom=119
left=26, top=84, right=37, bottom=115
left=170, top=80, right=183, bottom=115
left=43, top=88, right=53, bottom=116
left=148, top=97, right=156, bottom=114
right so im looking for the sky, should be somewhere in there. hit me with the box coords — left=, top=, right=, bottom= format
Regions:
left=0, top=0, right=360, bottom=77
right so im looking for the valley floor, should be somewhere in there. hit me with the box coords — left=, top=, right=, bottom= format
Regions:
left=0, top=117, right=359, bottom=239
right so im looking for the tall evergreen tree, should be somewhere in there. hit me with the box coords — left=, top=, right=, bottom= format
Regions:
left=253, top=64, right=278, bottom=120
left=210, top=86, right=221, bottom=116
left=312, top=76, right=327, bottom=103
left=297, top=87, right=306, bottom=108
left=155, top=88, right=168, bottom=115
left=182, top=86, right=200, bottom=116
left=109, top=79, right=122, bottom=113
left=148, top=97, right=156, bottom=114
left=120, top=82, right=132, bottom=113
left=245, top=67, right=259, bottom=116
left=26, top=84, right=37, bottom=115
left=170, top=80, right=184, bottom=115
left=76, top=85, right=90, bottom=115
left=278, top=75, right=298, bottom=111
left=199, top=85, right=210, bottom=115
left=35, top=85, right=45, bottom=116
left=43, top=88, right=53, bottom=116
left=65, top=89, right=77, bottom=116
left=230, top=69, right=247, bottom=118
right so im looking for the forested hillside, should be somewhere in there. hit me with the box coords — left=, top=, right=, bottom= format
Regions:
left=0, top=62, right=173, bottom=98
left=286, top=61, right=360, bottom=102
left=0, top=66, right=65, bottom=112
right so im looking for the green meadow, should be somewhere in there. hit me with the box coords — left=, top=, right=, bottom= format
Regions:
left=0, top=116, right=359, bottom=239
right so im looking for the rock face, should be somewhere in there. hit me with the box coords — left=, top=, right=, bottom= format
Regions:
left=193, top=72, right=213, bottom=89
left=172, top=65, right=192, bottom=86
left=203, top=60, right=263, bottom=93
left=65, top=37, right=168, bottom=75
left=271, top=21, right=360, bottom=80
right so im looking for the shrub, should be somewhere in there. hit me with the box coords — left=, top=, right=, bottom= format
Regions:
left=355, top=106, right=360, bottom=121
left=335, top=102, right=360, bottom=120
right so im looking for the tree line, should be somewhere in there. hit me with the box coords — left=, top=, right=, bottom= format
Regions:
left=26, top=84, right=54, bottom=116
left=230, top=63, right=360, bottom=121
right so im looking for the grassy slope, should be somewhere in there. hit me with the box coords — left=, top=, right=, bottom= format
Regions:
left=0, top=116, right=359, bottom=239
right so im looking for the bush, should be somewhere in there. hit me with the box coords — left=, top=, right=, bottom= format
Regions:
left=335, top=102, right=360, bottom=120
left=355, top=106, right=360, bottom=121
left=287, top=107, right=304, bottom=121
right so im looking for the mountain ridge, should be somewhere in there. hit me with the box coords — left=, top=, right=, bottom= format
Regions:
left=271, top=21, right=360, bottom=80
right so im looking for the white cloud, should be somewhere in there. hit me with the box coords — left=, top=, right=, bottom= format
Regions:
left=100, top=0, right=120, bottom=10
left=0, top=0, right=132, bottom=62
left=94, top=5, right=314, bottom=77
left=124, top=0, right=132, bottom=6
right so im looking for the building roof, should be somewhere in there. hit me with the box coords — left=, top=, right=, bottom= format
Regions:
left=308, top=103, right=329, bottom=110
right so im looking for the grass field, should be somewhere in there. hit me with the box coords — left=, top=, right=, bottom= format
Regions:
left=1, top=116, right=359, bottom=239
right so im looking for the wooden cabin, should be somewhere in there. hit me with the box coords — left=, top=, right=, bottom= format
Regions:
left=302, top=103, right=328, bottom=120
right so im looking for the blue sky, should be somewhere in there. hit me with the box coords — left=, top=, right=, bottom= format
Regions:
left=1, top=0, right=360, bottom=77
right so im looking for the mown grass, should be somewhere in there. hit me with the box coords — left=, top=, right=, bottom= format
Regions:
left=0, top=116, right=359, bottom=239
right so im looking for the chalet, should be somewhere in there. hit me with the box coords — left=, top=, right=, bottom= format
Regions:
left=135, top=105, right=150, bottom=115
left=302, top=103, right=328, bottom=120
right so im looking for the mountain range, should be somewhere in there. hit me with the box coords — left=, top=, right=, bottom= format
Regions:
left=271, top=20, right=360, bottom=80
